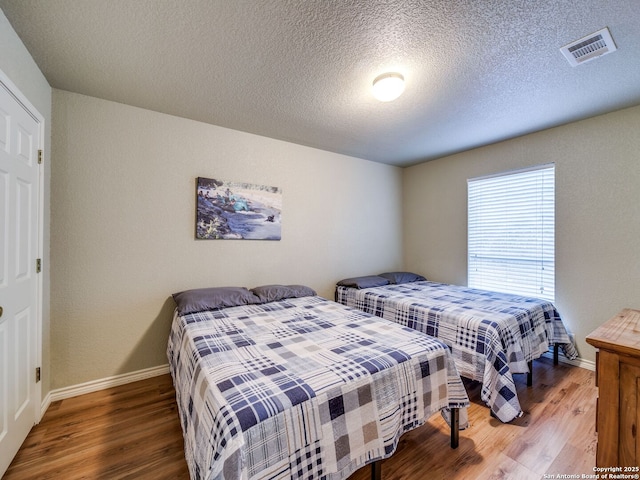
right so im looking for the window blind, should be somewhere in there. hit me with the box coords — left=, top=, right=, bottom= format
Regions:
left=468, top=164, right=555, bottom=301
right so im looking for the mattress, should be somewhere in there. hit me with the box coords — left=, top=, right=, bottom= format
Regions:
left=168, top=294, right=469, bottom=479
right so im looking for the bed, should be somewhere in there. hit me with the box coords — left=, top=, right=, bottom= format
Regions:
left=334, top=273, right=578, bottom=423
left=168, top=284, right=470, bottom=480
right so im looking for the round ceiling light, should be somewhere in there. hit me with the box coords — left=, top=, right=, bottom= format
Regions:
left=372, top=72, right=405, bottom=102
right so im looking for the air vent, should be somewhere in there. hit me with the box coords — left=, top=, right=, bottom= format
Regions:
left=560, top=27, right=617, bottom=66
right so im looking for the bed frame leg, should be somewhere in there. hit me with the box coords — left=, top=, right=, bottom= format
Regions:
left=554, top=342, right=559, bottom=365
left=450, top=408, right=459, bottom=449
left=368, top=408, right=460, bottom=480
left=370, top=460, right=382, bottom=480
left=527, top=360, right=533, bottom=387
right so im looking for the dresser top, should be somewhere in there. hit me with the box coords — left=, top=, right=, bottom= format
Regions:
left=586, top=308, right=640, bottom=356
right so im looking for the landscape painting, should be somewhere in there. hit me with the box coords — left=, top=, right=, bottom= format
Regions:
left=196, top=177, right=282, bottom=240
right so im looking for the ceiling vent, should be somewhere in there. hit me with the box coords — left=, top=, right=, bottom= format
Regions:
left=560, top=27, right=617, bottom=66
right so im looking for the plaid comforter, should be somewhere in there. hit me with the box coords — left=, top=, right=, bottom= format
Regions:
left=335, top=281, right=577, bottom=423
left=168, top=295, right=469, bottom=480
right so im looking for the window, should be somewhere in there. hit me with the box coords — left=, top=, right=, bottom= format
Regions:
left=467, top=164, right=555, bottom=301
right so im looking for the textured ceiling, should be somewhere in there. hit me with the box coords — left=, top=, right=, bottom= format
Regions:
left=2, top=0, right=640, bottom=167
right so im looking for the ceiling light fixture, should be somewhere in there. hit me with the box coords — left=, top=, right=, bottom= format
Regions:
left=372, top=72, right=405, bottom=102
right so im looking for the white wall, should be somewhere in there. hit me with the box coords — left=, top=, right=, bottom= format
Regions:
left=0, top=10, right=51, bottom=397
left=403, top=105, right=640, bottom=362
left=51, top=90, right=403, bottom=389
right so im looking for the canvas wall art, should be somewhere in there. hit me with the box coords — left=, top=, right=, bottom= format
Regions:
left=196, top=177, right=282, bottom=240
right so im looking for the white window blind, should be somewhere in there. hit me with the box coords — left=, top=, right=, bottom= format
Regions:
left=468, top=164, right=555, bottom=301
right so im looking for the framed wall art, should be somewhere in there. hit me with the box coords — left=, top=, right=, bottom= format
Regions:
left=196, top=177, right=282, bottom=240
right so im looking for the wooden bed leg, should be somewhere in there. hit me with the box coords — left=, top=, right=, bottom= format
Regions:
left=370, top=460, right=382, bottom=480
left=554, top=342, right=559, bottom=365
left=450, top=408, right=459, bottom=449
left=527, top=360, right=533, bottom=387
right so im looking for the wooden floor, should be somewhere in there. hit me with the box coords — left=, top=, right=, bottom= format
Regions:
left=5, top=356, right=596, bottom=479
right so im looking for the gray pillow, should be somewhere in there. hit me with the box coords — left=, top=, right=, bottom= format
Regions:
left=251, top=284, right=316, bottom=303
left=172, top=287, right=261, bottom=315
left=378, top=271, right=426, bottom=284
left=336, top=275, right=390, bottom=289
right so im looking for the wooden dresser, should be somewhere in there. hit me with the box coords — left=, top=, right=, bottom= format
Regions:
left=586, top=308, right=640, bottom=468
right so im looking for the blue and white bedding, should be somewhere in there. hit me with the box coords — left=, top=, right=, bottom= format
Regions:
left=168, top=294, right=469, bottom=480
left=335, top=281, right=578, bottom=423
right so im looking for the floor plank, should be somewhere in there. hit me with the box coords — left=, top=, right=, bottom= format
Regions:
left=5, top=356, right=596, bottom=479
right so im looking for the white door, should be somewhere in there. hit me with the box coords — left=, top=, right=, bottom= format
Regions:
left=0, top=76, right=42, bottom=475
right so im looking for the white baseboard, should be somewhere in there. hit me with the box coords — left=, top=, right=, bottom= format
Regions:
left=41, top=364, right=170, bottom=417
left=40, top=391, right=52, bottom=419
left=540, top=350, right=595, bottom=371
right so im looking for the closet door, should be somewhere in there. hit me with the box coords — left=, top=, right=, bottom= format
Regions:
left=0, top=77, right=42, bottom=476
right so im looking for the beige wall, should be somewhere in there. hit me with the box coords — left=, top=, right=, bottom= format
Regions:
left=0, top=11, right=52, bottom=397
left=8, top=0, right=638, bottom=387
left=51, top=90, right=403, bottom=389
left=403, top=105, right=640, bottom=362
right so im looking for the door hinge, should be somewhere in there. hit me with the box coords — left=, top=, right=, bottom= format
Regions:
left=36, top=367, right=41, bottom=383
left=36, top=258, right=42, bottom=273
left=38, top=149, right=43, bottom=164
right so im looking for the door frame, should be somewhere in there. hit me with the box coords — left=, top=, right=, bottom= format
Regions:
left=0, top=67, right=44, bottom=424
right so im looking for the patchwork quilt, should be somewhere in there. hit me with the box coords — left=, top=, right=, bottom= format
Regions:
left=168, top=295, right=469, bottom=480
left=335, top=281, right=578, bottom=423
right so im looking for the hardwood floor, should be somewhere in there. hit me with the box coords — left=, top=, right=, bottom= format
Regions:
left=4, top=374, right=189, bottom=479
left=5, top=356, right=596, bottom=479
